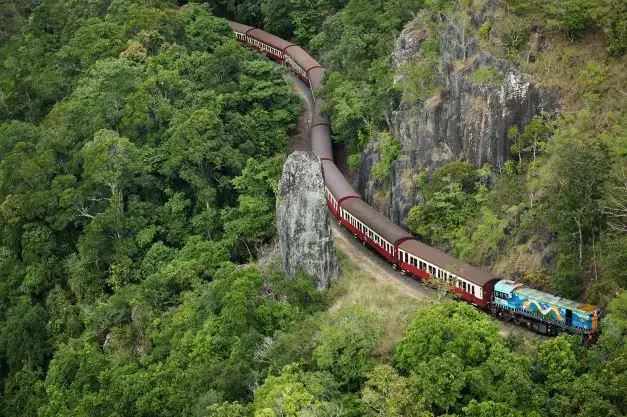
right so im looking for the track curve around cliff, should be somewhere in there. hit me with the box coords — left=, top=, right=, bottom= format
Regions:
left=227, top=19, right=601, bottom=340
left=227, top=19, right=500, bottom=309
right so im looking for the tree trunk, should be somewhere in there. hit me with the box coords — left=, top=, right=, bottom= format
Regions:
left=592, top=233, right=598, bottom=284
left=530, top=189, right=535, bottom=208
left=517, top=145, right=522, bottom=167
left=575, top=217, right=583, bottom=267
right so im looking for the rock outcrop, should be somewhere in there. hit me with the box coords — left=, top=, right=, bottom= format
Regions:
left=276, top=151, right=338, bottom=290
left=357, top=12, right=557, bottom=226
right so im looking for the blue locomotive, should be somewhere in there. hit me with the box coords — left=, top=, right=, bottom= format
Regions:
left=491, top=280, right=602, bottom=338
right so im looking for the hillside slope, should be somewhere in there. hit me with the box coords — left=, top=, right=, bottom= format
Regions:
left=313, top=0, right=625, bottom=305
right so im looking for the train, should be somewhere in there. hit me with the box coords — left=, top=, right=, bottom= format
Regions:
left=226, top=20, right=602, bottom=340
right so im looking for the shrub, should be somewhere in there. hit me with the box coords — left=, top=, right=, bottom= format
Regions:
left=544, top=0, right=592, bottom=40
left=371, top=131, right=400, bottom=182
left=348, top=152, right=361, bottom=173
left=478, top=20, right=492, bottom=39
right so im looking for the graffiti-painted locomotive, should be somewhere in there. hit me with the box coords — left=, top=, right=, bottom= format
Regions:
left=493, top=280, right=601, bottom=336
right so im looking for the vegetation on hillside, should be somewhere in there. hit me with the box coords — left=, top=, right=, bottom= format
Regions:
left=259, top=0, right=626, bottom=305
left=0, top=1, right=302, bottom=414
left=0, top=1, right=625, bottom=416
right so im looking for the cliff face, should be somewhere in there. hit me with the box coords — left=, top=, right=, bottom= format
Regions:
left=276, top=151, right=338, bottom=290
left=357, top=14, right=557, bottom=226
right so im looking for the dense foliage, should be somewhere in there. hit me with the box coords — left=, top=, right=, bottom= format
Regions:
left=0, top=1, right=303, bottom=415
left=1, top=1, right=625, bottom=416
left=216, top=298, right=627, bottom=417
left=270, top=0, right=626, bottom=304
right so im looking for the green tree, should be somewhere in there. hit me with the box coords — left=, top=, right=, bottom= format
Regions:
left=590, top=0, right=627, bottom=54
left=222, top=155, right=284, bottom=260
left=360, top=364, right=417, bottom=416
left=206, top=401, right=249, bottom=417
left=408, top=352, right=467, bottom=414
left=470, top=208, right=506, bottom=263
left=261, top=0, right=294, bottom=38
left=536, top=336, right=579, bottom=395
left=371, top=131, right=401, bottom=181
left=291, top=0, right=327, bottom=46
left=0, top=300, right=50, bottom=372
left=313, top=305, right=382, bottom=389
left=0, top=366, right=47, bottom=417
left=544, top=0, right=592, bottom=40
left=463, top=400, right=523, bottom=417
left=396, top=302, right=501, bottom=371
left=81, top=130, right=140, bottom=210
left=252, top=365, right=337, bottom=417
left=543, top=126, right=610, bottom=269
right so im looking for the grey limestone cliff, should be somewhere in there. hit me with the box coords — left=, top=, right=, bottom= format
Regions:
left=357, top=12, right=557, bottom=226
left=276, top=151, right=338, bottom=290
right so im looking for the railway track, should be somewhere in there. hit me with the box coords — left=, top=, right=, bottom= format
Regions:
left=233, top=20, right=599, bottom=340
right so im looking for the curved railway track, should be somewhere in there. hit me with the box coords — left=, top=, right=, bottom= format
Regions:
left=226, top=20, right=601, bottom=340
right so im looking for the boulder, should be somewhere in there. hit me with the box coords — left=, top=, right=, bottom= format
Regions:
left=276, top=151, right=338, bottom=290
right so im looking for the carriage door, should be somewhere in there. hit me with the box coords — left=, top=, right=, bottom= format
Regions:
left=565, top=309, right=573, bottom=326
